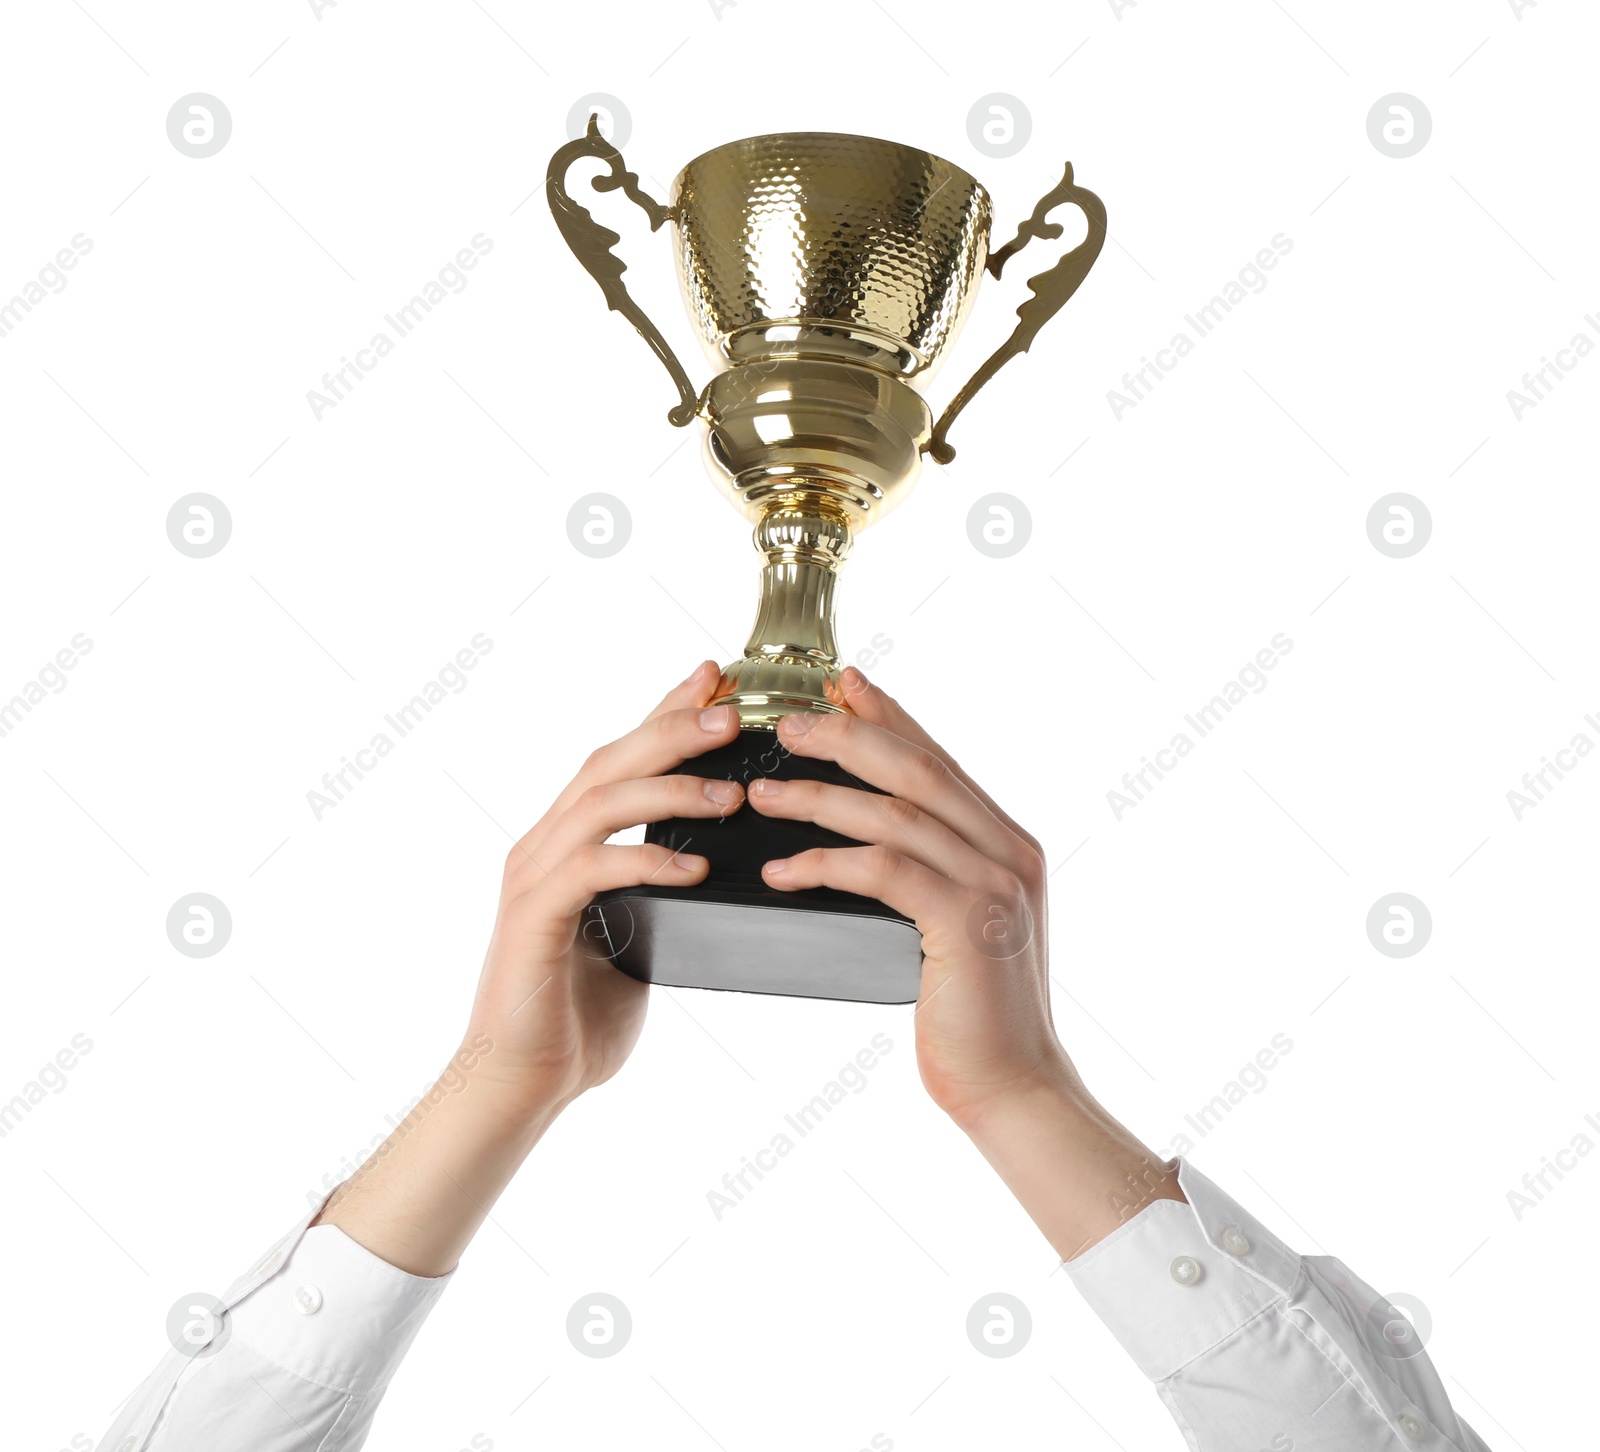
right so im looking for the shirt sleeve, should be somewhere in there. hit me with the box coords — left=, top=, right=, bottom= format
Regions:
left=1063, top=1159, right=1491, bottom=1451
left=99, top=1200, right=453, bottom=1452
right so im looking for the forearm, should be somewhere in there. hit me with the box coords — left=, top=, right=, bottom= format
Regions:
left=315, top=1035, right=566, bottom=1277
left=955, top=1060, right=1185, bottom=1262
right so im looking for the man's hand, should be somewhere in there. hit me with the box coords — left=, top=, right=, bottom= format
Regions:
left=463, top=659, right=744, bottom=1112
left=746, top=669, right=1056, bottom=1125
left=317, top=661, right=742, bottom=1275
left=749, top=668, right=1185, bottom=1259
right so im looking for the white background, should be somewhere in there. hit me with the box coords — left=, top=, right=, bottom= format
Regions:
left=2, top=1, right=1594, bottom=1448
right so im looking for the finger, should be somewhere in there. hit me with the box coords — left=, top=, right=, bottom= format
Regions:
left=515, top=702, right=743, bottom=863
left=838, top=667, right=1041, bottom=853
left=762, top=844, right=951, bottom=925
left=773, top=710, right=1027, bottom=873
left=532, top=841, right=709, bottom=921
left=643, top=659, right=722, bottom=722
left=517, top=774, right=744, bottom=878
left=502, top=664, right=725, bottom=866
left=578, top=702, right=742, bottom=791
left=746, top=776, right=995, bottom=885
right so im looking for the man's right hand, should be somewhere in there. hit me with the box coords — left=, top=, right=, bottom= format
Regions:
left=462, top=658, right=746, bottom=1113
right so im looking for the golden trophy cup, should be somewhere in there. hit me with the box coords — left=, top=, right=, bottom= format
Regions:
left=548, top=119, right=1105, bottom=1003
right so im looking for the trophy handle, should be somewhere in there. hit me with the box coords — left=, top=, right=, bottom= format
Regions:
left=926, top=163, right=1107, bottom=464
left=547, top=115, right=701, bottom=428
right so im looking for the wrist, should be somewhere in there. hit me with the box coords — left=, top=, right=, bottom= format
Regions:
left=451, top=1043, right=573, bottom=1147
left=939, top=1048, right=1089, bottom=1142
left=953, top=1063, right=1184, bottom=1263
left=452, top=1019, right=583, bottom=1121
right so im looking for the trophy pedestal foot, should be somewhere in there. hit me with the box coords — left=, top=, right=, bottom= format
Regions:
left=584, top=730, right=923, bottom=1004
left=586, top=884, right=922, bottom=1004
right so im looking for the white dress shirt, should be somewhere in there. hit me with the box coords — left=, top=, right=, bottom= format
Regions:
left=100, top=1159, right=1488, bottom=1451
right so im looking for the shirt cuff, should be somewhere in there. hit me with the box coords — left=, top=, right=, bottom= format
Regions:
left=1063, top=1157, right=1301, bottom=1381
left=225, top=1222, right=454, bottom=1398
left=107, top=1196, right=457, bottom=1452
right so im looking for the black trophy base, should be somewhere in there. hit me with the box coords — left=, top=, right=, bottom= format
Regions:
left=584, top=729, right=923, bottom=1004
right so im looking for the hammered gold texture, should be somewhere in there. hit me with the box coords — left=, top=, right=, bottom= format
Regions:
left=672, top=133, right=992, bottom=374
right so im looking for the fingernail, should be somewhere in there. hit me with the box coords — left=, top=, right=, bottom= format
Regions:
left=840, top=666, right=867, bottom=694
left=749, top=776, right=784, bottom=798
left=703, top=778, right=742, bottom=805
left=674, top=853, right=708, bottom=872
left=764, top=857, right=790, bottom=876
left=699, top=705, right=734, bottom=732
left=779, top=712, right=818, bottom=738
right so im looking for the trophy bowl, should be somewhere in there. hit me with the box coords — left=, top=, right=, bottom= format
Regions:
left=672, top=132, right=992, bottom=382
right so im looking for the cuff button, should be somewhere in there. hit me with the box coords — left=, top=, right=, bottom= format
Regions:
left=1169, top=1256, right=1203, bottom=1287
left=293, top=1283, right=324, bottom=1315
left=1399, top=1413, right=1425, bottom=1440
left=1220, top=1225, right=1251, bottom=1256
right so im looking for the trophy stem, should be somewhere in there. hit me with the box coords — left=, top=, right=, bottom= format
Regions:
left=712, top=494, right=854, bottom=729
